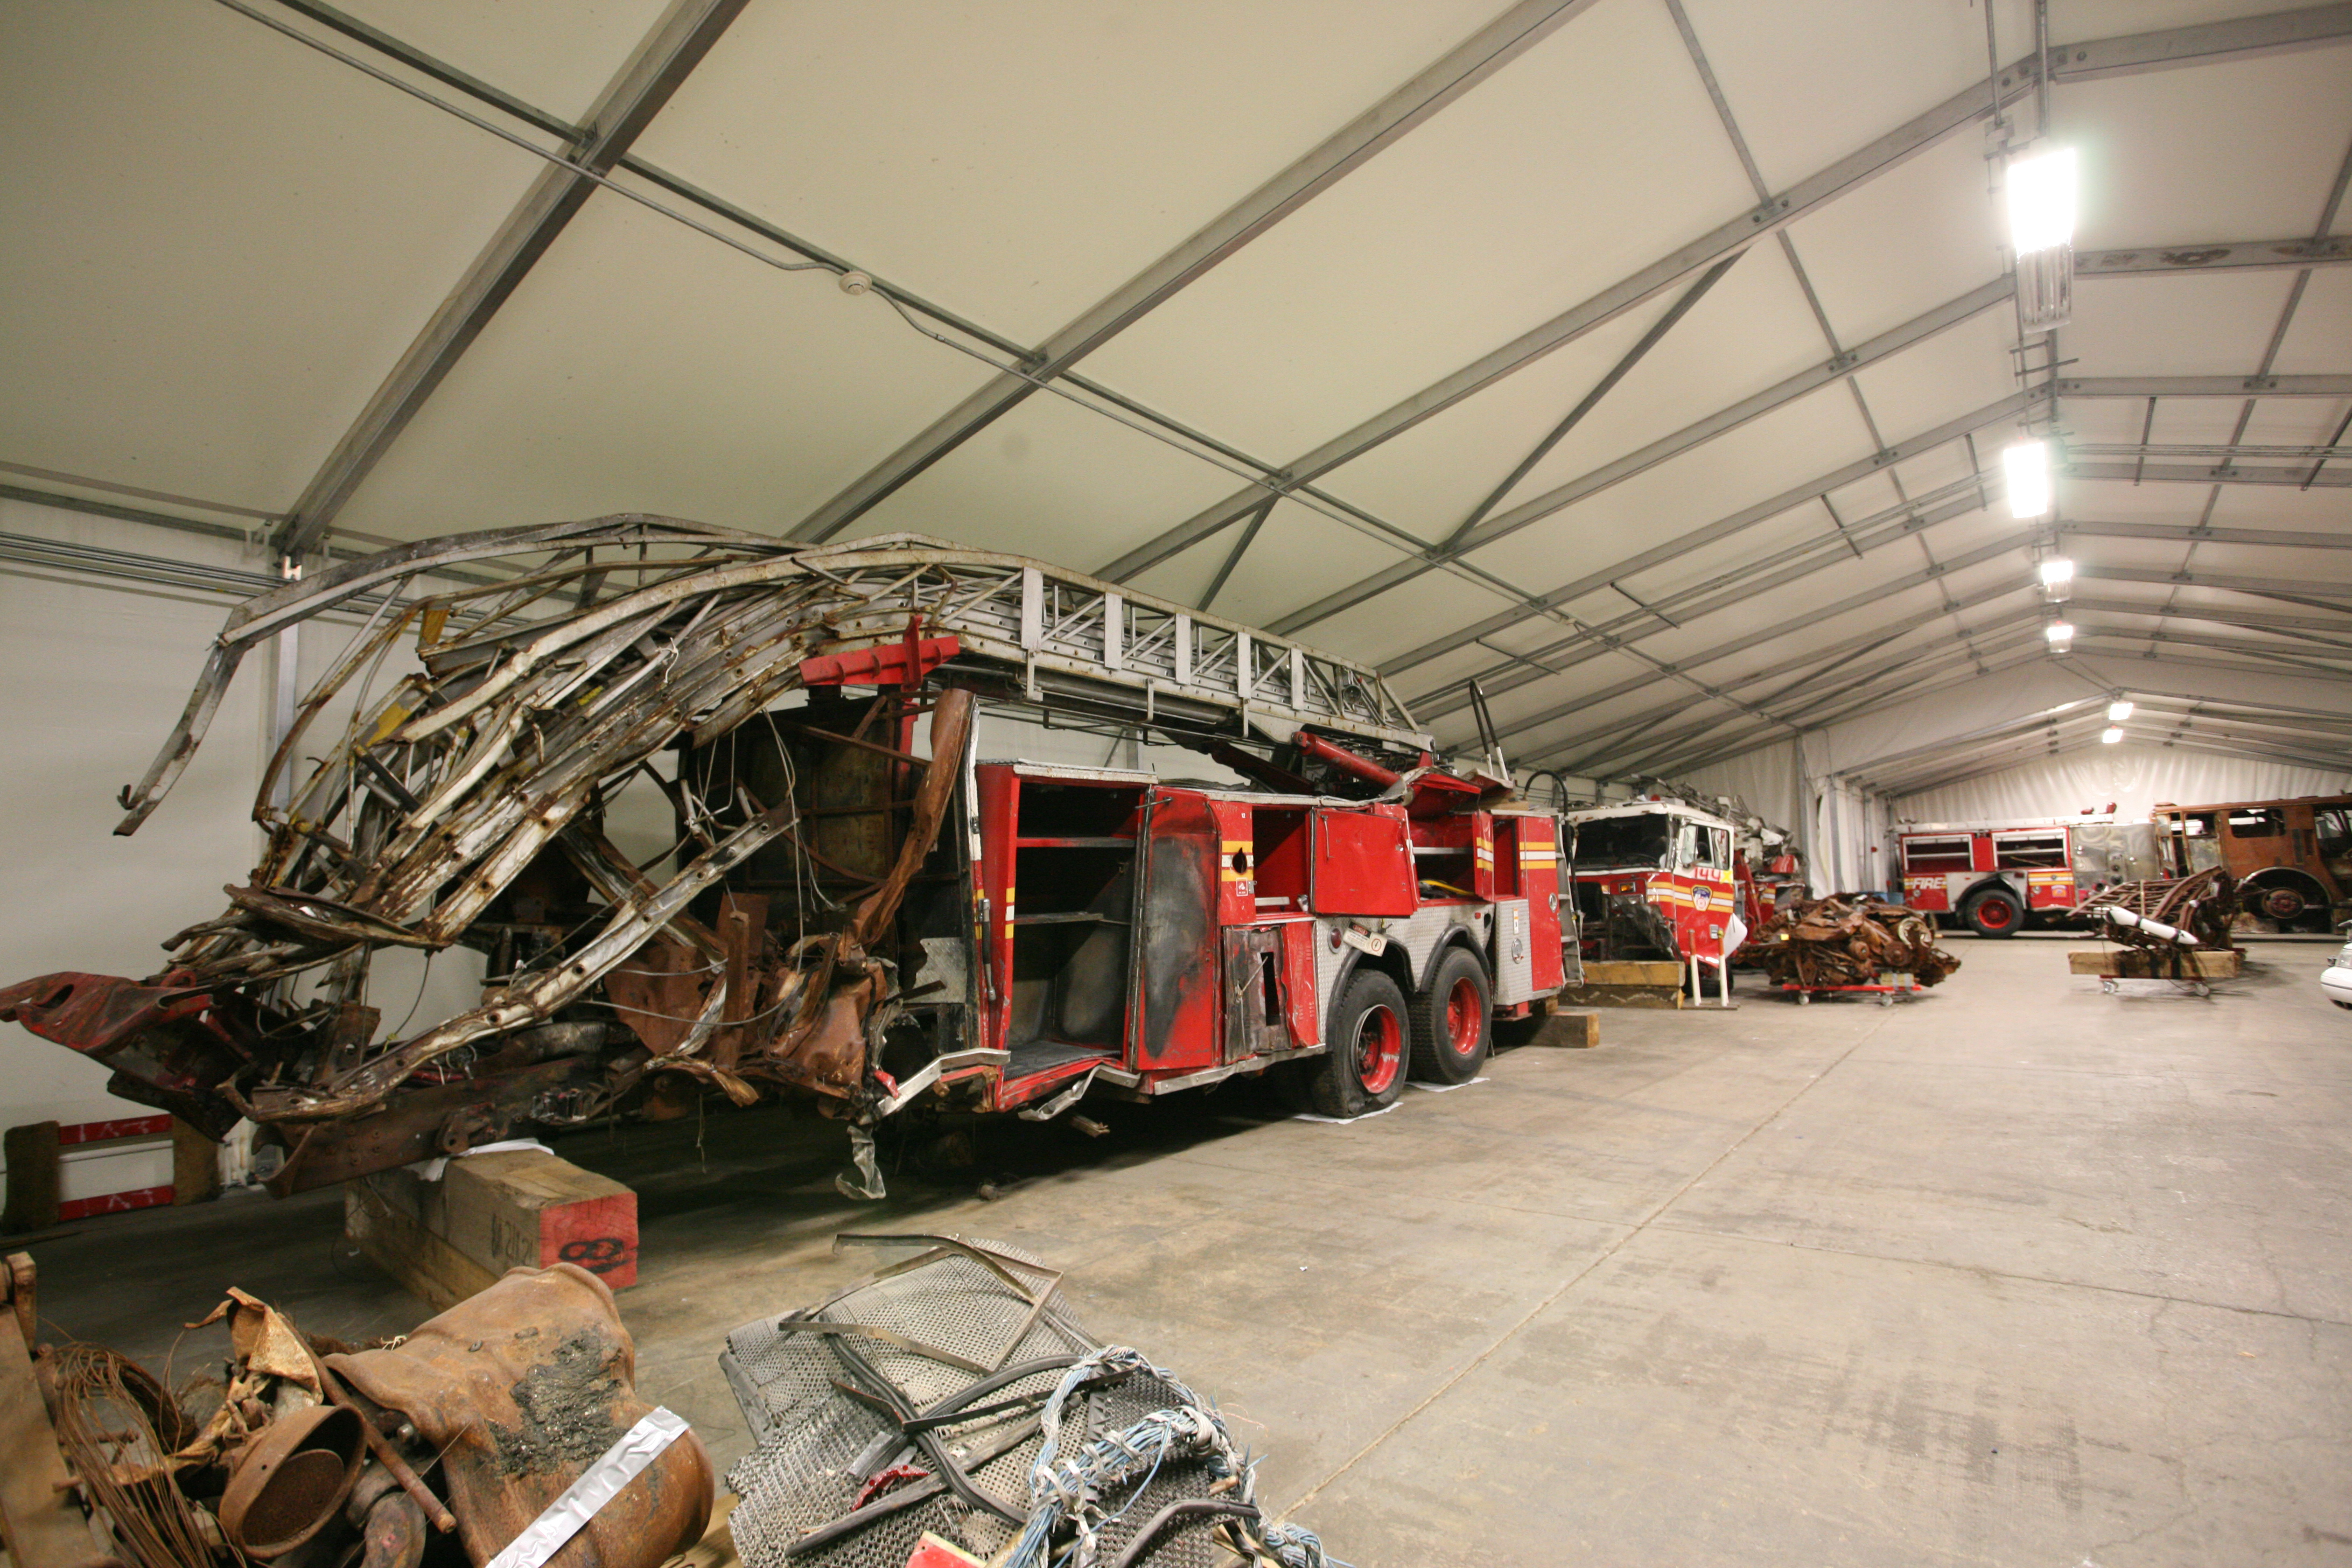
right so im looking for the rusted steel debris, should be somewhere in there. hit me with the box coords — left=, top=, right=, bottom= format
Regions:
left=2070, top=868, right=2239, bottom=954
left=1744, top=894, right=1962, bottom=991
left=17, top=1259, right=705, bottom=1568
left=0, top=519, right=1432, bottom=1196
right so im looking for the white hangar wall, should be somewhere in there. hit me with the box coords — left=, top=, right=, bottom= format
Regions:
left=1890, top=744, right=2352, bottom=826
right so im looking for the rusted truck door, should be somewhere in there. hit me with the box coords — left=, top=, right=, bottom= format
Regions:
left=1221, top=926, right=1289, bottom=1062
left=1126, top=790, right=1221, bottom=1073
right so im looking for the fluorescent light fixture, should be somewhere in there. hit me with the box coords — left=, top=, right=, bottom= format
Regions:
left=2044, top=619, right=2075, bottom=647
left=2038, top=556, right=2074, bottom=587
left=2100, top=725, right=2125, bottom=745
left=2006, top=147, right=2077, bottom=254
left=2005, top=439, right=2053, bottom=519
left=2008, top=146, right=2077, bottom=328
left=2107, top=698, right=2134, bottom=722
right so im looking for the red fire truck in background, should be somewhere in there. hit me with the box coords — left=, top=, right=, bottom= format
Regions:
left=1894, top=818, right=2093, bottom=936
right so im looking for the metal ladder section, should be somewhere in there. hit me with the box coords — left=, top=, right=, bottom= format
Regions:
left=811, top=534, right=1432, bottom=751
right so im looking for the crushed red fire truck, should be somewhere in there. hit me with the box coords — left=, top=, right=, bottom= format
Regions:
left=0, top=525, right=1581, bottom=1197
left=1894, top=817, right=2095, bottom=936
left=1563, top=798, right=1752, bottom=986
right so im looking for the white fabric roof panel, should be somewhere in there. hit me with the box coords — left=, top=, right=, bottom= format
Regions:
left=0, top=0, right=2343, bottom=800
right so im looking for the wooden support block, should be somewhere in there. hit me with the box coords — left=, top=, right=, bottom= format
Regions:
left=346, top=1149, right=636, bottom=1312
left=171, top=1117, right=219, bottom=1207
left=2, top=1123, right=59, bottom=1235
left=344, top=1177, right=501, bottom=1315
left=444, top=1150, right=637, bottom=1288
left=1555, top=983, right=1682, bottom=1009
left=2067, top=948, right=2242, bottom=978
left=1581, top=960, right=1685, bottom=986
left=1524, top=1011, right=1601, bottom=1047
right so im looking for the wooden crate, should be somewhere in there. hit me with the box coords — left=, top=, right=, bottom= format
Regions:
left=346, top=1149, right=636, bottom=1312
left=2067, top=948, right=2242, bottom=978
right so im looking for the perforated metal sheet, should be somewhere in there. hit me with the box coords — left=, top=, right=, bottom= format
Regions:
left=723, top=1240, right=1223, bottom=1568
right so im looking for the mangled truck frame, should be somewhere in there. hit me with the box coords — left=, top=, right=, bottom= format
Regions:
left=2, top=519, right=1574, bottom=1198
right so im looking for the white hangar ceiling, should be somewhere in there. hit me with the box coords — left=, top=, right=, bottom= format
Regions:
left=1, top=0, right=2347, bottom=790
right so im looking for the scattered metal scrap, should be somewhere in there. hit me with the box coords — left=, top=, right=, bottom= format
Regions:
left=2071, top=869, right=2239, bottom=955
left=0, top=1258, right=707, bottom=1568
left=1746, top=893, right=1961, bottom=1001
left=720, top=1234, right=1348, bottom=1568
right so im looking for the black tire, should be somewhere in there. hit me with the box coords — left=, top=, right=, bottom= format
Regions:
left=1410, top=946, right=1491, bottom=1084
left=1307, top=970, right=1411, bottom=1118
left=1963, top=888, right=2024, bottom=938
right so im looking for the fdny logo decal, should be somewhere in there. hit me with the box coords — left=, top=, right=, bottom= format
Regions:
left=1691, top=885, right=1712, bottom=913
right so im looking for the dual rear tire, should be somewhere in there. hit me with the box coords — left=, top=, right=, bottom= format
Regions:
left=1299, top=946, right=1493, bottom=1117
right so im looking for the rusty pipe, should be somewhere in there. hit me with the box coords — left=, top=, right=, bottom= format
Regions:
left=1291, top=730, right=1400, bottom=787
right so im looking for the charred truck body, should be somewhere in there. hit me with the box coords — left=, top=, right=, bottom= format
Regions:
left=0, top=520, right=1571, bottom=1199
left=1563, top=799, right=1749, bottom=972
left=2152, top=794, right=2352, bottom=931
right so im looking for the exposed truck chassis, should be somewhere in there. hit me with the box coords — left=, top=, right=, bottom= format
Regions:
left=2, top=519, right=1563, bottom=1199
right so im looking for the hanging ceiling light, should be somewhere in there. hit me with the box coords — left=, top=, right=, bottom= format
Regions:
left=2044, top=618, right=2075, bottom=652
left=2107, top=698, right=2134, bottom=722
left=2038, top=553, right=2075, bottom=603
left=2100, top=725, right=2125, bottom=745
left=2005, top=438, right=2054, bottom=519
left=2007, top=145, right=2077, bottom=328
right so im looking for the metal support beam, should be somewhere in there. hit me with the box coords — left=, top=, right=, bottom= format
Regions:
left=2054, top=373, right=2352, bottom=397
left=1411, top=477, right=1996, bottom=722
left=1196, top=496, right=1276, bottom=613
left=783, top=0, right=1604, bottom=543
left=1426, top=521, right=2032, bottom=729
left=1264, top=278, right=2014, bottom=635
left=1538, top=592, right=2039, bottom=773
left=1440, top=254, right=1741, bottom=550
left=2076, top=233, right=2351, bottom=278
left=2060, top=519, right=2352, bottom=550
left=1382, top=391, right=2032, bottom=681
left=1098, top=4, right=2352, bottom=585
left=2077, top=564, right=2352, bottom=599
left=269, top=0, right=751, bottom=559
left=2060, top=458, right=2352, bottom=487
left=1512, top=582, right=2043, bottom=774
left=1613, top=634, right=2053, bottom=780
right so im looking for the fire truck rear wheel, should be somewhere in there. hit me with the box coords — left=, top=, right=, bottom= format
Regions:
left=1410, top=947, right=1491, bottom=1085
left=1963, top=888, right=2024, bottom=938
left=1309, top=970, right=1411, bottom=1118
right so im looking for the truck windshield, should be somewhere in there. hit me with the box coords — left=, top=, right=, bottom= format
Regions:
left=1576, top=813, right=1672, bottom=868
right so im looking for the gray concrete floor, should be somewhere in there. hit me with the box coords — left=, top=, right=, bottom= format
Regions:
left=23, top=935, right=2352, bottom=1565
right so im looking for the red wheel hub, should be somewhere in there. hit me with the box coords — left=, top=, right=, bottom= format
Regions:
left=1977, top=898, right=2016, bottom=929
left=1355, top=1005, right=1403, bottom=1096
left=1445, top=977, right=1482, bottom=1058
left=2262, top=886, right=2306, bottom=921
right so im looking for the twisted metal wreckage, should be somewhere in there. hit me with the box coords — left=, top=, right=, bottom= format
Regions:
left=0, top=518, right=1442, bottom=1198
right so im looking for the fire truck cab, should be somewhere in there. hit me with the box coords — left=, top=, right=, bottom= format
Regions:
left=945, top=759, right=1569, bottom=1123
left=1564, top=800, right=1745, bottom=972
left=1895, top=820, right=2084, bottom=936
left=2153, top=795, right=2352, bottom=930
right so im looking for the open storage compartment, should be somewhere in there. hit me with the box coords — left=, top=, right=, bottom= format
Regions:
left=1003, top=778, right=1145, bottom=1076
